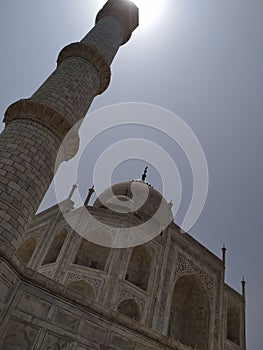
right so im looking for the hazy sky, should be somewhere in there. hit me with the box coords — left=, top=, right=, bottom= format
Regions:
left=0, top=1, right=262, bottom=348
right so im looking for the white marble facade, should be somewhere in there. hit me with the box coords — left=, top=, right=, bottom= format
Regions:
left=0, top=181, right=246, bottom=350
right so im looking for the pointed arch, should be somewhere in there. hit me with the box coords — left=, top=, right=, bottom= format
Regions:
left=16, top=237, right=37, bottom=264
left=68, top=280, right=95, bottom=299
left=42, top=228, right=67, bottom=265
left=117, top=299, right=140, bottom=321
left=125, top=245, right=152, bottom=291
left=227, top=306, right=240, bottom=345
left=168, top=274, right=210, bottom=350
left=74, top=238, right=110, bottom=271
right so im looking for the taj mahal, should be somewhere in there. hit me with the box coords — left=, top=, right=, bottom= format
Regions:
left=0, top=1, right=246, bottom=349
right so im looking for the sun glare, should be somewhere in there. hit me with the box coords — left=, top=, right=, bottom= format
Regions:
left=131, top=0, right=166, bottom=30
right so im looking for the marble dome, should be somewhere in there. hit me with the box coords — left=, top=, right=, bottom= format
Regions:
left=93, top=181, right=172, bottom=220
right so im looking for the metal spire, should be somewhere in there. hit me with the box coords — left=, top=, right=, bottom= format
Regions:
left=84, top=185, right=95, bottom=207
left=141, top=166, right=148, bottom=182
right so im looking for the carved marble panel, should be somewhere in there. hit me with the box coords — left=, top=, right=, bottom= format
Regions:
left=39, top=269, right=55, bottom=279
left=175, top=253, right=215, bottom=300
left=0, top=263, right=19, bottom=303
left=65, top=271, right=103, bottom=297
left=77, top=346, right=89, bottom=350
left=16, top=292, right=51, bottom=319
left=41, top=332, right=71, bottom=350
left=77, top=346, right=88, bottom=350
left=2, top=318, right=39, bottom=349
left=52, top=307, right=80, bottom=332
left=110, top=333, right=133, bottom=350
left=79, top=320, right=106, bottom=343
left=76, top=342, right=100, bottom=350
left=134, top=346, right=151, bottom=350
left=0, top=278, right=11, bottom=303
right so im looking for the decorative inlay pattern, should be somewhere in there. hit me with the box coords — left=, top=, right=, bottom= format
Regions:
left=176, top=253, right=214, bottom=299
left=40, top=269, right=55, bottom=279
left=65, top=272, right=102, bottom=296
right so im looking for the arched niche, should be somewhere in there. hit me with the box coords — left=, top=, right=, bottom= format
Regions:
left=68, top=280, right=95, bottom=299
left=227, top=306, right=240, bottom=345
left=168, top=274, right=210, bottom=350
left=125, top=245, right=152, bottom=291
left=42, top=229, right=67, bottom=265
left=16, top=237, right=37, bottom=264
left=117, top=299, right=140, bottom=321
left=74, top=238, right=110, bottom=271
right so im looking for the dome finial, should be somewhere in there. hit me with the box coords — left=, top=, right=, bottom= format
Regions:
left=141, top=166, right=148, bottom=182
left=67, top=183, right=78, bottom=200
left=84, top=185, right=95, bottom=207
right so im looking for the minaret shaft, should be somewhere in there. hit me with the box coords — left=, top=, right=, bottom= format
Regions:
left=81, top=16, right=125, bottom=65
left=31, top=57, right=100, bottom=126
left=0, top=119, right=60, bottom=251
left=0, top=0, right=138, bottom=255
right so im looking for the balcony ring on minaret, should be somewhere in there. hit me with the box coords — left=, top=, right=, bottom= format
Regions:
left=57, top=43, right=111, bottom=95
left=96, top=0, right=139, bottom=45
left=4, top=99, right=79, bottom=161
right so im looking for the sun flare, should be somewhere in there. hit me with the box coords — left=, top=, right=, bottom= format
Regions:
left=131, top=0, right=166, bottom=30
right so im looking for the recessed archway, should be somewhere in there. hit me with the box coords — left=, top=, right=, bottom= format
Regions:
left=125, top=245, right=152, bottom=291
left=16, top=237, right=37, bottom=264
left=68, top=280, right=95, bottom=299
left=168, top=274, right=210, bottom=350
left=42, top=229, right=67, bottom=265
left=117, top=299, right=140, bottom=321
left=227, top=306, right=240, bottom=345
left=74, top=238, right=110, bottom=271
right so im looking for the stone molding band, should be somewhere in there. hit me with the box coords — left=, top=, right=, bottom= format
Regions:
left=57, top=42, right=111, bottom=94
left=4, top=99, right=79, bottom=161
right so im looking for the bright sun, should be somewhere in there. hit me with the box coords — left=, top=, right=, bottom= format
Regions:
left=131, top=0, right=166, bottom=30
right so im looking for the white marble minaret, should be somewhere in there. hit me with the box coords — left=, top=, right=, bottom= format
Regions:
left=0, top=0, right=138, bottom=255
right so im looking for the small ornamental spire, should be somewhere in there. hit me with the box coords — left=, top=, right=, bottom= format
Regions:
left=241, top=276, right=247, bottom=350
left=141, top=166, right=148, bottom=182
left=222, top=244, right=227, bottom=269
left=84, top=185, right=95, bottom=207
left=241, top=276, right=246, bottom=300
left=67, top=183, right=78, bottom=200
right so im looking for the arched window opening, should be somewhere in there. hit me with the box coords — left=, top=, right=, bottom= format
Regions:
left=117, top=299, right=140, bottom=321
left=74, top=238, right=110, bottom=271
left=168, top=275, right=210, bottom=350
left=125, top=245, right=152, bottom=291
left=68, top=280, right=95, bottom=299
left=227, top=307, right=240, bottom=345
left=16, top=237, right=37, bottom=264
left=42, top=229, right=67, bottom=265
